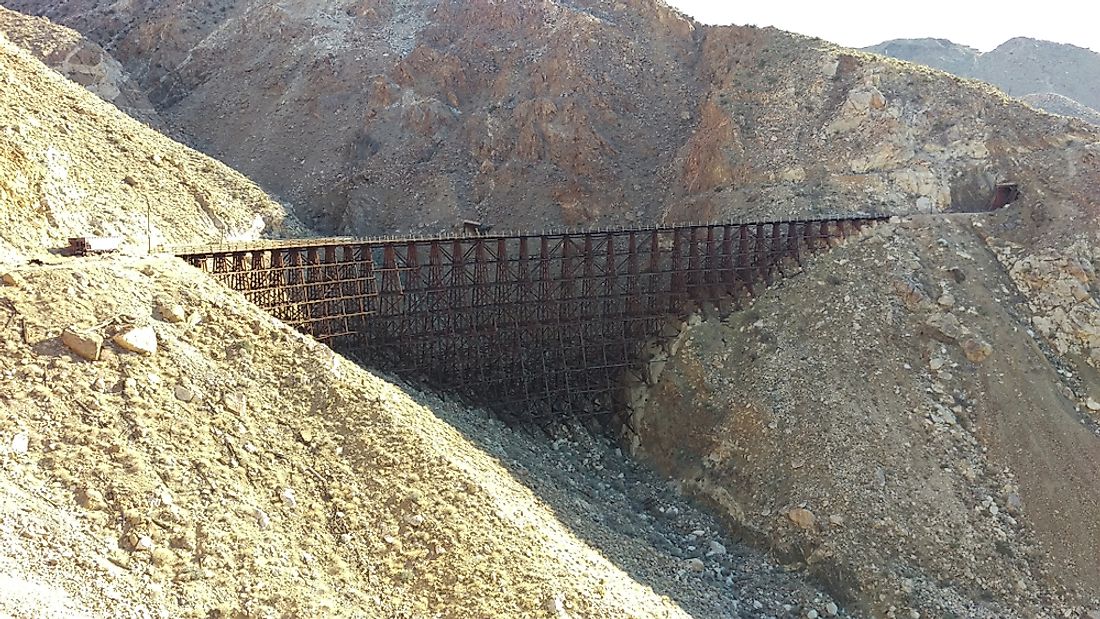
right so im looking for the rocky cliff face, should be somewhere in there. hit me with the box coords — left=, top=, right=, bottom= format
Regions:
left=867, top=36, right=1100, bottom=125
left=7, top=0, right=1099, bottom=237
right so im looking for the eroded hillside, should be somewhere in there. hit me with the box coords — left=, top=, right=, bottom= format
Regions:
left=0, top=5, right=162, bottom=128
left=0, top=35, right=299, bottom=262
left=8, top=0, right=1099, bottom=234
left=0, top=255, right=848, bottom=618
left=635, top=212, right=1100, bottom=616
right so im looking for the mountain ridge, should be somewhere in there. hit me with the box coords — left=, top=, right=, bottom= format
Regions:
left=865, top=35, right=1100, bottom=125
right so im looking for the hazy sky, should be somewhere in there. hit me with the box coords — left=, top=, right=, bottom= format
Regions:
left=663, top=0, right=1099, bottom=53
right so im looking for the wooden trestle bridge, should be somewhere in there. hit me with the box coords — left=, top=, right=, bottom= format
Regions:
left=175, top=215, right=885, bottom=423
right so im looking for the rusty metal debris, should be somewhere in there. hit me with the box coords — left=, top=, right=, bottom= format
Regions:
left=177, top=215, right=884, bottom=423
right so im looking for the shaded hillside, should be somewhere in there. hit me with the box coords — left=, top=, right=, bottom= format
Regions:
left=866, top=36, right=1100, bottom=125
left=8, top=0, right=1099, bottom=236
left=0, top=34, right=299, bottom=262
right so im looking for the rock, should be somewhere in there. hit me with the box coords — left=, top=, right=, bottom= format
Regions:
left=684, top=557, right=705, bottom=572
left=76, top=487, right=107, bottom=511
left=926, top=313, right=962, bottom=341
left=135, top=535, right=154, bottom=551
left=825, top=602, right=839, bottom=616
left=1087, top=398, right=1100, bottom=411
left=807, top=611, right=819, bottom=619
left=253, top=507, right=271, bottom=529
left=788, top=507, right=816, bottom=530
left=644, top=357, right=668, bottom=385
left=1, top=272, right=24, bottom=287
left=937, top=293, right=956, bottom=308
left=62, top=327, right=103, bottom=361
left=151, top=547, right=176, bottom=567
left=931, top=405, right=957, bottom=426
left=828, top=514, right=845, bottom=527
left=223, top=391, right=247, bottom=415
left=280, top=487, right=297, bottom=509
left=158, top=303, right=187, bottom=323
left=113, top=325, right=158, bottom=355
left=173, top=385, right=194, bottom=402
left=299, top=428, right=314, bottom=444
left=706, top=540, right=727, bottom=557
left=962, top=338, right=993, bottom=363
left=929, top=357, right=946, bottom=371
left=545, top=592, right=570, bottom=619
left=10, top=432, right=29, bottom=455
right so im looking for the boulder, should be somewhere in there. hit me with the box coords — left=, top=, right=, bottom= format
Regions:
left=61, top=327, right=103, bottom=361
left=1, top=272, right=24, bottom=287
left=113, top=325, right=158, bottom=355
left=962, top=338, right=993, bottom=363
left=158, top=303, right=187, bottom=323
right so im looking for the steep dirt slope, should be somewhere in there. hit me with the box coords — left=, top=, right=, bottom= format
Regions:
left=9, top=0, right=1100, bottom=234
left=0, top=255, right=844, bottom=618
left=867, top=36, right=1100, bottom=125
left=0, top=6, right=162, bottom=128
left=0, top=35, right=299, bottom=263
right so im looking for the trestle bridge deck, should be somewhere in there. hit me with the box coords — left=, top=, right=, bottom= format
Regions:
left=175, top=215, right=885, bottom=423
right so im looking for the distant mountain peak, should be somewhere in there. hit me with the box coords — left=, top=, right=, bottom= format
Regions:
left=866, top=35, right=1100, bottom=124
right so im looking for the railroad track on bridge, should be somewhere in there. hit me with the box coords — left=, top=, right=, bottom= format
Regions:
left=175, top=214, right=886, bottom=423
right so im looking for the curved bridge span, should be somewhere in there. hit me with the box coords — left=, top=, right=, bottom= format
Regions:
left=176, top=215, right=885, bottom=423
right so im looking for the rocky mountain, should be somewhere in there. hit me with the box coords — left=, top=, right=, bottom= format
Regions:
left=6, top=0, right=1099, bottom=237
left=3, top=2, right=1100, bottom=616
left=0, top=11, right=860, bottom=618
left=864, top=37, right=980, bottom=75
left=866, top=36, right=1100, bottom=124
